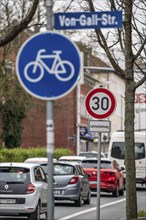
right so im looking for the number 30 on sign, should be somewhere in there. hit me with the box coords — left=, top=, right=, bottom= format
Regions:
left=85, top=87, right=116, bottom=119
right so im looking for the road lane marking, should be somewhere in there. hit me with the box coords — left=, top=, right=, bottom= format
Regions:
left=57, top=198, right=126, bottom=220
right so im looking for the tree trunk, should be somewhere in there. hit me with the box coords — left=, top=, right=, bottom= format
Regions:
left=124, top=0, right=138, bottom=218
left=125, top=79, right=137, bottom=220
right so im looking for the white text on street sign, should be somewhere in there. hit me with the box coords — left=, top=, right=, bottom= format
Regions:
left=55, top=11, right=122, bottom=30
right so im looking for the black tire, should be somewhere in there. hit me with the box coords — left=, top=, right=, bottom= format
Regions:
left=29, top=204, right=40, bottom=220
left=119, top=186, right=124, bottom=196
left=84, top=191, right=91, bottom=204
left=112, top=185, right=119, bottom=197
left=74, top=192, right=82, bottom=207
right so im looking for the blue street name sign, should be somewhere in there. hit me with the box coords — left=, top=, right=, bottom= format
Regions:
left=55, top=11, right=122, bottom=30
left=16, top=32, right=81, bottom=100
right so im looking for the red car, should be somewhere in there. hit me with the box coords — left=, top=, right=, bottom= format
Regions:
left=81, top=158, right=124, bottom=197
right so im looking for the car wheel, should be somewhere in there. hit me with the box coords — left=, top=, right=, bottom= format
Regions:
left=84, top=191, right=91, bottom=204
left=29, top=204, right=40, bottom=220
left=112, top=185, right=119, bottom=197
left=119, top=186, right=124, bottom=196
left=75, top=192, right=82, bottom=207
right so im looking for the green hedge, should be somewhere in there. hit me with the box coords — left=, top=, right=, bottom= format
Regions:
left=0, top=147, right=73, bottom=162
left=138, top=210, right=146, bottom=217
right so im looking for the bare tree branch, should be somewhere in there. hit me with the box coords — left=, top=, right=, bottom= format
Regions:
left=134, top=37, right=146, bottom=60
left=135, top=74, right=146, bottom=89
left=87, top=0, right=125, bottom=78
left=0, top=0, right=39, bottom=47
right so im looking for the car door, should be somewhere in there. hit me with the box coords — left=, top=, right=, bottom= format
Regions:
left=34, top=167, right=48, bottom=212
left=112, top=160, right=123, bottom=190
left=77, top=165, right=89, bottom=196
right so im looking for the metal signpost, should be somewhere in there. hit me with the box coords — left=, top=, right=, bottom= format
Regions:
left=45, top=1, right=54, bottom=220
left=55, top=11, right=122, bottom=30
left=85, top=87, right=116, bottom=220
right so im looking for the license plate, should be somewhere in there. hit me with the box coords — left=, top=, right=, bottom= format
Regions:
left=54, top=190, right=62, bottom=195
left=0, top=199, right=16, bottom=204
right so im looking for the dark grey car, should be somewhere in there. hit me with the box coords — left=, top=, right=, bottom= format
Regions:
left=53, top=162, right=91, bottom=206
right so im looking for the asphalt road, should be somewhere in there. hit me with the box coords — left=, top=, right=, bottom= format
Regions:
left=54, top=186, right=146, bottom=220
left=1, top=185, right=145, bottom=220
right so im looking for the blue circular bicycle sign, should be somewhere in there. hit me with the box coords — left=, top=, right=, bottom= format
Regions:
left=16, top=31, right=81, bottom=100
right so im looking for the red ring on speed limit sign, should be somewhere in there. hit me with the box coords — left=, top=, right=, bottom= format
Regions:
left=85, top=88, right=116, bottom=119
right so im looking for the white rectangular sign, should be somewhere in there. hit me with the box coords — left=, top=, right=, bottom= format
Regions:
left=89, top=120, right=111, bottom=133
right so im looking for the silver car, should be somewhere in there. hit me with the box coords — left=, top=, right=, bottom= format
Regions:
left=0, top=162, right=48, bottom=220
left=53, top=162, right=91, bottom=206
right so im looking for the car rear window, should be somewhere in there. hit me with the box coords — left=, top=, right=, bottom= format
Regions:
left=54, top=164, right=75, bottom=175
left=81, top=160, right=98, bottom=168
left=40, top=164, right=48, bottom=174
left=0, top=167, right=30, bottom=182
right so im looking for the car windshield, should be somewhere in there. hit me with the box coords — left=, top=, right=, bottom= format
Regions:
left=0, top=167, right=29, bottom=182
left=81, top=160, right=112, bottom=169
left=54, top=164, right=75, bottom=175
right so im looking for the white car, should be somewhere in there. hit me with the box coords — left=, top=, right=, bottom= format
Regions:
left=24, top=157, right=57, bottom=163
left=58, top=155, right=86, bottom=165
left=24, top=157, right=57, bottom=174
left=0, top=162, right=48, bottom=220
left=79, top=151, right=106, bottom=158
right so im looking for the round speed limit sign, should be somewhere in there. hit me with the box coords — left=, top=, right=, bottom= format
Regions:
left=85, top=88, right=116, bottom=119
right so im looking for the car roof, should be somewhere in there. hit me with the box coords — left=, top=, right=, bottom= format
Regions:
left=0, top=162, right=39, bottom=168
left=79, top=151, right=106, bottom=156
left=24, top=157, right=57, bottom=163
left=80, top=151, right=98, bottom=154
left=24, top=157, right=48, bottom=163
left=81, top=158, right=112, bottom=162
left=59, top=156, right=86, bottom=160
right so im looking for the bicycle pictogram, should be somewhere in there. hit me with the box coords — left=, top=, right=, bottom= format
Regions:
left=24, top=49, right=75, bottom=82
